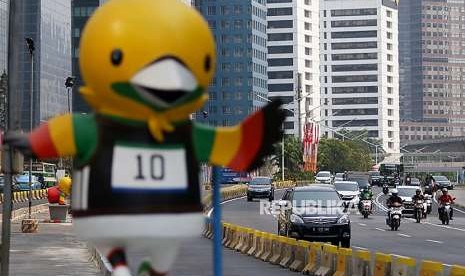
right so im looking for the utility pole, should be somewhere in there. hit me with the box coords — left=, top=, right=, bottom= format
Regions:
left=25, top=37, right=34, bottom=219
left=296, top=73, right=302, bottom=141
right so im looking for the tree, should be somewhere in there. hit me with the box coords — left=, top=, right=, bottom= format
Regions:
left=272, top=136, right=313, bottom=181
left=317, top=138, right=372, bottom=173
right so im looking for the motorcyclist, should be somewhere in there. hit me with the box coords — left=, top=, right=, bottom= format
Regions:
left=412, top=189, right=425, bottom=219
left=405, top=173, right=412, bottom=185
left=386, top=189, right=403, bottom=218
left=343, top=171, right=348, bottom=181
left=359, top=187, right=373, bottom=211
left=438, top=188, right=455, bottom=220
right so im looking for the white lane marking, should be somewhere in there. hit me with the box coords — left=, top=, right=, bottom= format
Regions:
left=423, top=221, right=465, bottom=232
left=375, top=227, right=386, bottom=232
left=397, top=233, right=411, bottom=238
left=353, top=246, right=368, bottom=250
left=433, top=195, right=465, bottom=214
left=358, top=223, right=367, bottom=226
left=375, top=192, right=388, bottom=212
left=426, top=239, right=443, bottom=244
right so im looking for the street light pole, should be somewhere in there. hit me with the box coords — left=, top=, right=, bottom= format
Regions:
left=25, top=37, right=35, bottom=219
left=281, top=127, right=284, bottom=181
left=65, top=76, right=75, bottom=113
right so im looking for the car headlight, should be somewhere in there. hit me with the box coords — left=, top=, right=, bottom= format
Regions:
left=337, top=214, right=350, bottom=224
left=290, top=214, right=304, bottom=224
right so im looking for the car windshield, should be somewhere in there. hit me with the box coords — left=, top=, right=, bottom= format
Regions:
left=370, top=172, right=380, bottom=176
left=433, top=176, right=448, bottom=181
left=351, top=178, right=369, bottom=188
left=316, top=172, right=330, bottom=177
left=398, top=188, right=417, bottom=197
left=334, top=182, right=358, bottom=191
left=335, top=173, right=344, bottom=177
left=250, top=178, right=271, bottom=185
left=293, top=191, right=341, bottom=207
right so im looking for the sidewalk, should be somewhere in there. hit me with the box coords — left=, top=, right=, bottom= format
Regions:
left=452, top=186, right=465, bottom=208
left=9, top=207, right=99, bottom=276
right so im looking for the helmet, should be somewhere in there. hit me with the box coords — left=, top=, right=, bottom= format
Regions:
left=416, top=189, right=421, bottom=194
left=391, top=189, right=398, bottom=195
left=442, top=188, right=448, bottom=193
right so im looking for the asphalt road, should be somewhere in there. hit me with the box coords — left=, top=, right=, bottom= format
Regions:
left=222, top=188, right=465, bottom=266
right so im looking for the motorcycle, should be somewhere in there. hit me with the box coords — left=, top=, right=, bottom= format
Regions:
left=405, top=177, right=411, bottom=186
left=439, top=203, right=452, bottom=225
left=425, top=195, right=432, bottom=214
left=386, top=203, right=403, bottom=231
left=382, top=184, right=389, bottom=195
left=413, top=199, right=425, bottom=223
left=360, top=200, right=372, bottom=219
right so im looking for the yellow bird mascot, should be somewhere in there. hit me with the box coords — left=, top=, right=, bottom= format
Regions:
left=5, top=0, right=284, bottom=275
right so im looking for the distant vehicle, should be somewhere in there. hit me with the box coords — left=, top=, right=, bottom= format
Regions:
left=23, top=162, right=57, bottom=188
left=0, top=175, right=19, bottom=193
left=396, top=186, right=418, bottom=215
left=220, top=167, right=251, bottom=184
left=334, top=173, right=345, bottom=182
left=410, top=178, right=421, bottom=186
left=277, top=185, right=350, bottom=248
left=369, top=171, right=382, bottom=187
left=380, top=164, right=404, bottom=186
left=432, top=175, right=453, bottom=190
left=334, top=181, right=360, bottom=208
left=247, top=177, right=274, bottom=202
left=349, top=177, right=370, bottom=191
left=15, top=173, right=42, bottom=191
left=315, top=171, right=332, bottom=184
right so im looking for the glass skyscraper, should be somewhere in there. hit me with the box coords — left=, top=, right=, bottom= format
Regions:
left=194, top=0, right=268, bottom=126
left=0, top=0, right=7, bottom=74
left=16, top=0, right=72, bottom=130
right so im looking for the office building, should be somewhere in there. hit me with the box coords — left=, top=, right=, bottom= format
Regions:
left=0, top=0, right=7, bottom=74
left=194, top=0, right=268, bottom=126
left=399, top=0, right=465, bottom=141
left=266, top=0, right=320, bottom=137
left=17, top=0, right=71, bottom=129
left=320, top=0, right=400, bottom=153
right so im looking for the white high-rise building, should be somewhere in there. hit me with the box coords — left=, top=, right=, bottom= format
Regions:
left=266, top=0, right=320, bottom=138
left=320, top=0, right=400, bottom=153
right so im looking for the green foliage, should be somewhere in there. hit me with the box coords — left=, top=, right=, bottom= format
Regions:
left=272, top=136, right=314, bottom=181
left=317, top=138, right=372, bottom=173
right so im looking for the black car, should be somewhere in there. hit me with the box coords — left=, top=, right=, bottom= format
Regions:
left=432, top=175, right=454, bottom=190
left=247, top=177, right=274, bottom=201
left=350, top=177, right=371, bottom=191
left=277, top=185, right=351, bottom=248
left=368, top=171, right=382, bottom=187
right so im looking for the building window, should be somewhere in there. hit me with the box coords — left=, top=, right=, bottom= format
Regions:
left=387, top=76, right=393, bottom=83
left=207, top=6, right=216, bottom=15
left=304, top=0, right=311, bottom=5
left=268, top=71, right=293, bottom=79
left=387, top=43, right=392, bottom=50
left=388, top=131, right=393, bottom=138
left=388, top=120, right=394, bottom=127
left=387, top=87, right=393, bottom=94
left=332, top=86, right=378, bottom=94
left=268, top=45, right=293, bottom=54
left=388, top=98, right=393, bottom=105
left=305, top=47, right=312, bottom=55
left=388, top=109, right=393, bottom=116
left=332, top=31, right=377, bottom=39
left=332, top=97, right=378, bottom=105
left=388, top=142, right=393, bottom=149
left=305, top=72, right=312, bottom=80
left=332, top=108, right=378, bottom=116
left=332, top=64, right=377, bottom=72
left=305, top=10, right=310, bottom=18
left=305, top=60, right=312, bottom=68
left=283, top=121, right=294, bottom=129
left=268, top=58, right=293, bottom=66
left=333, top=120, right=378, bottom=127
left=267, top=7, right=292, bottom=16
left=267, top=0, right=292, bottom=3
left=331, top=41, right=377, bottom=50
left=268, top=20, right=293, bottom=29
left=268, top=83, right=294, bottom=92
left=387, top=21, right=392, bottom=28
left=306, top=85, right=312, bottom=93
left=331, top=8, right=377, bottom=17
left=305, top=35, right=311, bottom=42
left=331, top=53, right=377, bottom=61
left=268, top=33, right=293, bottom=41
left=387, top=32, right=392, bottom=39
left=331, top=19, right=377, bottom=28
left=387, top=10, right=392, bottom=17
left=305, top=22, right=311, bottom=30
left=387, top=54, right=392, bottom=61
left=332, top=75, right=378, bottom=83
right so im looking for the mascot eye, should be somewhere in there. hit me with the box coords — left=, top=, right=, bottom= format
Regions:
left=111, top=49, right=123, bottom=66
left=204, top=55, right=211, bottom=72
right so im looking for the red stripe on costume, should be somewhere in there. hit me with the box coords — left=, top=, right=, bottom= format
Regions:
left=228, top=112, right=264, bottom=171
left=29, top=123, right=59, bottom=158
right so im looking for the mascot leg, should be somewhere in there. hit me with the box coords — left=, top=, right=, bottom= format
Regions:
left=97, top=244, right=132, bottom=276
left=137, top=240, right=180, bottom=276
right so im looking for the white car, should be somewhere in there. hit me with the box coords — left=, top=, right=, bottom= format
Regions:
left=334, top=181, right=360, bottom=208
left=315, top=171, right=332, bottom=184
left=396, top=186, right=419, bottom=215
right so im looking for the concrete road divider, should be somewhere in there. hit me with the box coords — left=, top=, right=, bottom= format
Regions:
left=225, top=225, right=236, bottom=249
left=247, top=230, right=261, bottom=256
left=420, top=261, right=443, bottom=276
left=260, top=233, right=273, bottom=261
left=289, top=240, right=310, bottom=272
left=302, top=242, right=322, bottom=275
left=279, top=237, right=296, bottom=268
left=392, top=256, right=416, bottom=276
left=334, top=247, right=353, bottom=276
left=221, top=223, right=231, bottom=245
left=254, top=232, right=265, bottom=259
left=240, top=228, right=253, bottom=254
left=269, top=236, right=285, bottom=265
left=234, top=226, right=245, bottom=251
left=314, top=244, right=337, bottom=276
left=354, top=250, right=371, bottom=276
left=450, top=265, right=465, bottom=276
left=375, top=252, right=392, bottom=276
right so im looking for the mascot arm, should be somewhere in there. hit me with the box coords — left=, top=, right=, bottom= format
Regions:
left=28, top=114, right=97, bottom=163
left=193, top=100, right=284, bottom=172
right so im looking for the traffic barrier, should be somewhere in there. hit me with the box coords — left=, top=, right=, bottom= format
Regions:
left=419, top=261, right=443, bottom=276
left=314, top=244, right=337, bottom=276
left=392, top=255, right=416, bottom=276
left=224, top=224, right=234, bottom=248
left=240, top=228, right=253, bottom=254
left=374, top=252, right=392, bottom=276
left=233, top=226, right=244, bottom=251
left=228, top=225, right=239, bottom=249
left=302, top=242, right=322, bottom=275
left=254, top=232, right=265, bottom=259
left=260, top=233, right=273, bottom=262
left=333, top=247, right=353, bottom=276
left=450, top=265, right=465, bottom=276
left=289, top=240, right=310, bottom=272
left=204, top=221, right=213, bottom=239
left=279, top=237, right=295, bottom=268
left=353, top=250, right=371, bottom=276
left=269, top=235, right=285, bottom=265
left=221, top=223, right=231, bottom=245
left=247, top=230, right=261, bottom=256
